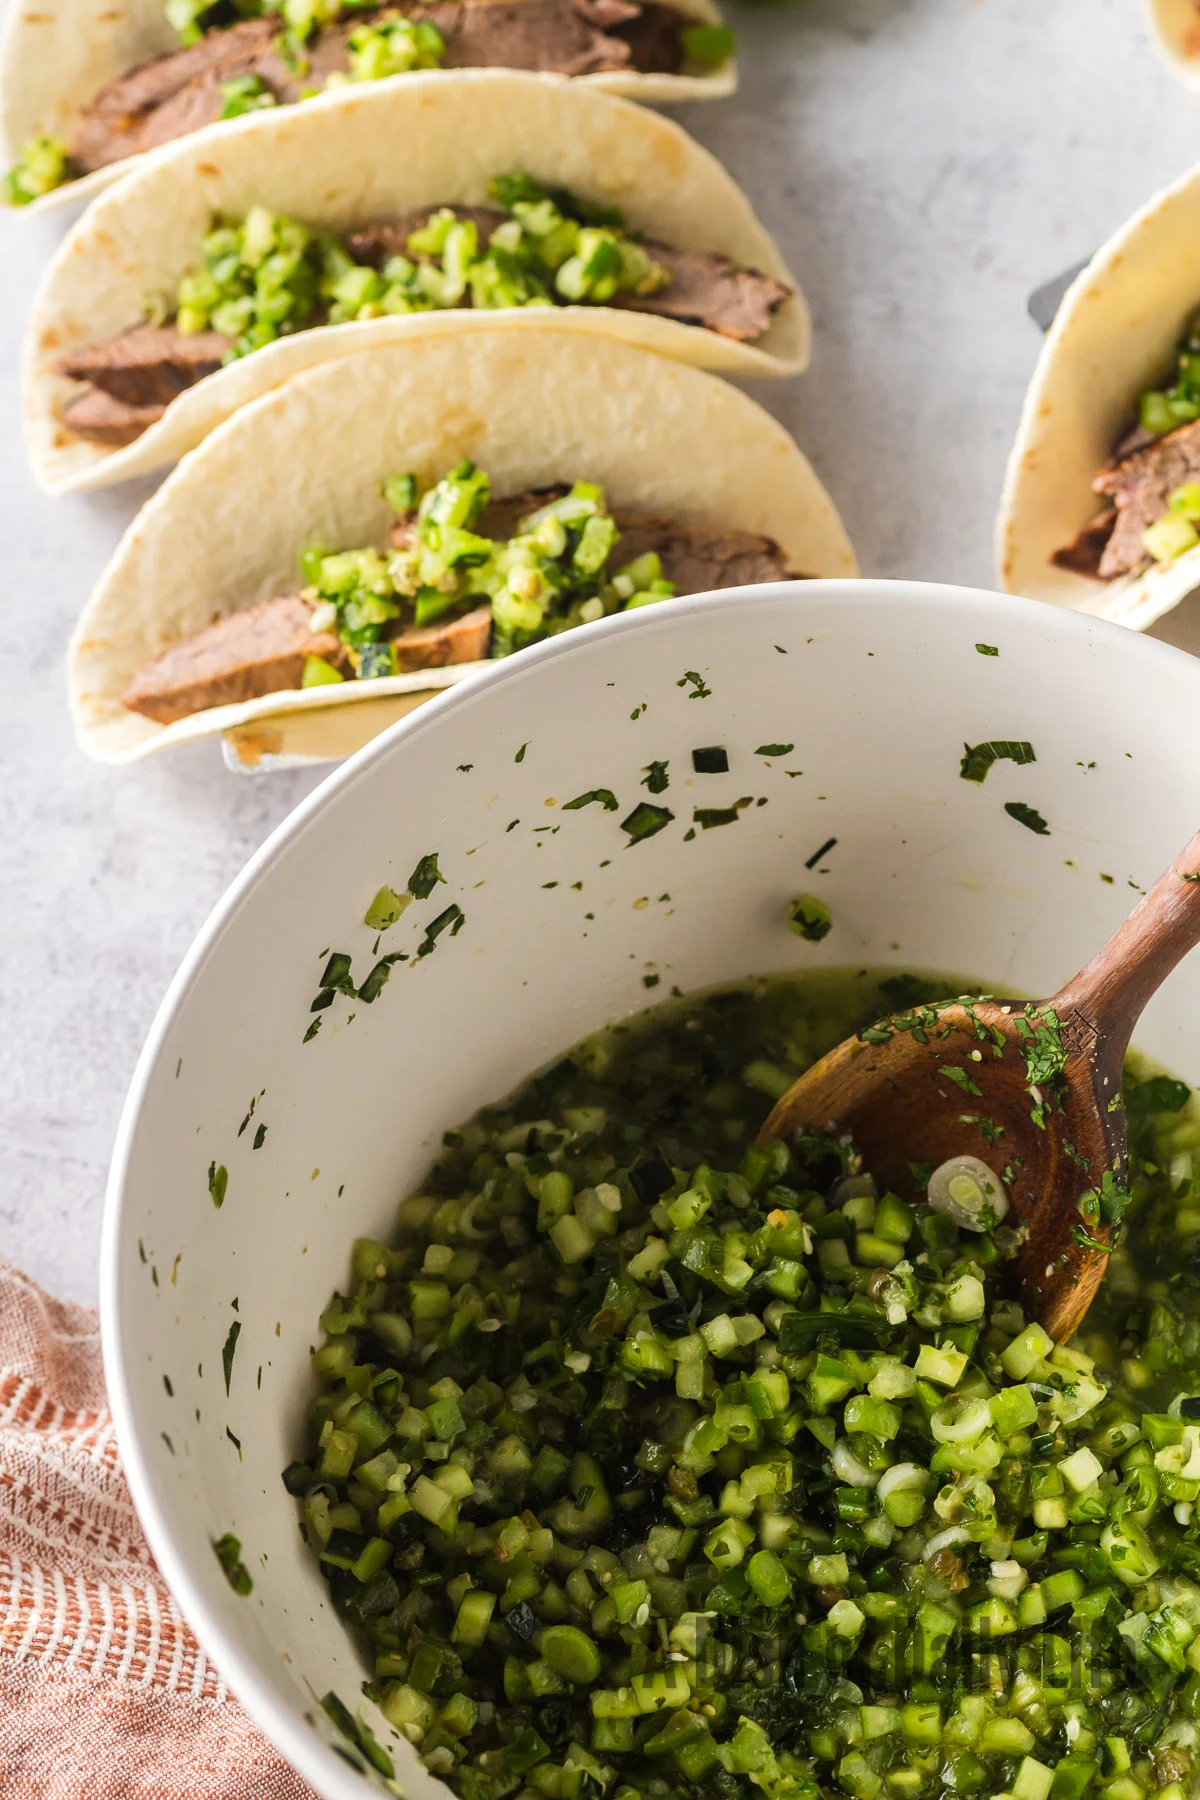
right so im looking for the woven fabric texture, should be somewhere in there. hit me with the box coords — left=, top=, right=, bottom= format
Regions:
left=0, top=1260, right=315, bottom=1800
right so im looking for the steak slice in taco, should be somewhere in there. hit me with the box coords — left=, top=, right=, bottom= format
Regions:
left=1046, top=319, right=1200, bottom=584
left=56, top=181, right=791, bottom=448
left=28, top=73, right=807, bottom=496
left=2, top=0, right=733, bottom=210
left=119, top=470, right=796, bottom=725
left=997, top=160, right=1200, bottom=630
left=69, top=327, right=854, bottom=765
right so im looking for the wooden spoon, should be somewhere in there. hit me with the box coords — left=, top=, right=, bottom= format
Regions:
left=761, top=830, right=1200, bottom=1342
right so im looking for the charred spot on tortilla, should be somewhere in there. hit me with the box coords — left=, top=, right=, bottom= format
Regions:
left=56, top=182, right=789, bottom=447
left=118, top=463, right=793, bottom=726
left=6, top=0, right=728, bottom=203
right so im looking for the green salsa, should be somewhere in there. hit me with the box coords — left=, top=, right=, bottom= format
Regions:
left=290, top=972, right=1200, bottom=1800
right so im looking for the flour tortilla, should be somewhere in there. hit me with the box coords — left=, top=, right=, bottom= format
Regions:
left=996, top=160, right=1200, bottom=632
left=25, top=71, right=803, bottom=498
left=68, top=326, right=856, bottom=765
left=0, top=0, right=734, bottom=218
left=1146, top=0, right=1200, bottom=90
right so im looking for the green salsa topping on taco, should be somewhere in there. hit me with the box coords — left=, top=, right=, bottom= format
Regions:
left=5, top=0, right=729, bottom=205
left=119, top=461, right=795, bottom=726
left=56, top=176, right=789, bottom=449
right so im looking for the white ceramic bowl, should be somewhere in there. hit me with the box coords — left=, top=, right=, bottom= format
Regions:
left=103, top=579, right=1200, bottom=1799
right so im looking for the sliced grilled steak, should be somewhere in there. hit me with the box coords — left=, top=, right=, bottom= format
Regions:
left=612, top=0, right=682, bottom=71
left=70, top=18, right=282, bottom=171
left=435, top=0, right=634, bottom=72
left=350, top=211, right=790, bottom=342
left=1050, top=509, right=1117, bottom=578
left=1092, top=416, right=1200, bottom=579
left=59, top=324, right=230, bottom=409
left=349, top=206, right=507, bottom=268
left=70, top=0, right=688, bottom=175
left=393, top=605, right=493, bottom=670
left=616, top=245, right=790, bottom=342
left=60, top=388, right=166, bottom=448
left=121, top=595, right=353, bottom=724
left=394, top=492, right=789, bottom=590
left=612, top=516, right=790, bottom=590
left=122, top=595, right=492, bottom=722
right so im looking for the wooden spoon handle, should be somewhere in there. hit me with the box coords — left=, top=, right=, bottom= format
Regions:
left=1051, top=827, right=1200, bottom=1063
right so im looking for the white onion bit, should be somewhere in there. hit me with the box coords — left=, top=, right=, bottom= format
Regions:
left=927, top=1155, right=1008, bottom=1230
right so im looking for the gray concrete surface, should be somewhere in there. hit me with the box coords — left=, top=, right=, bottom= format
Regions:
left=1, top=0, right=1197, bottom=1304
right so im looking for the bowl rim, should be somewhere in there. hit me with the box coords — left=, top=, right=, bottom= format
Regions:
left=99, top=577, right=1199, bottom=1798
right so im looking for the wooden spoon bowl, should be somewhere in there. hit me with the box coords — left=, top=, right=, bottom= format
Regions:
left=761, top=829, right=1200, bottom=1341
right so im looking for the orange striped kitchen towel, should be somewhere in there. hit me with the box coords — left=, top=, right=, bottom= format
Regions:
left=0, top=1260, right=315, bottom=1799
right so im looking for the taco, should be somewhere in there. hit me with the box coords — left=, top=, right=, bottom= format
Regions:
left=68, top=326, right=856, bottom=767
left=1147, top=0, right=1200, bottom=90
left=0, top=0, right=733, bottom=214
left=997, top=161, right=1200, bottom=631
left=26, top=70, right=807, bottom=498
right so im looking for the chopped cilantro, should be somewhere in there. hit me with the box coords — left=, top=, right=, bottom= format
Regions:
left=621, top=803, right=674, bottom=844
left=1005, top=801, right=1050, bottom=836
left=1182, top=872, right=1200, bottom=884
left=226, top=1427, right=242, bottom=1452
left=756, top=742, right=794, bottom=757
left=303, top=1018, right=321, bottom=1043
left=311, top=952, right=356, bottom=1013
left=693, top=806, right=741, bottom=829
left=515, top=743, right=528, bottom=763
left=252, top=1123, right=267, bottom=1150
left=1126, top=1075, right=1191, bottom=1115
left=1071, top=1225, right=1112, bottom=1255
left=959, top=1112, right=1005, bottom=1147
left=213, top=1533, right=252, bottom=1595
left=1096, top=1168, right=1132, bottom=1227
left=804, top=836, right=838, bottom=870
left=1019, top=1006, right=1068, bottom=1087
left=417, top=904, right=465, bottom=958
left=564, top=789, right=619, bottom=813
left=357, top=952, right=406, bottom=1003
left=959, top=740, right=1036, bottom=784
left=222, top=1320, right=241, bottom=1396
left=408, top=854, right=445, bottom=900
left=691, top=746, right=728, bottom=774
left=208, top=1162, right=228, bottom=1210
left=642, top=974, right=661, bottom=989
left=975, top=644, right=999, bottom=656
left=788, top=894, right=832, bottom=942
left=938, top=1065, right=982, bottom=1096
left=677, top=670, right=712, bottom=699
left=457, top=763, right=473, bottom=771
left=364, top=884, right=409, bottom=930
left=642, top=761, right=669, bottom=794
